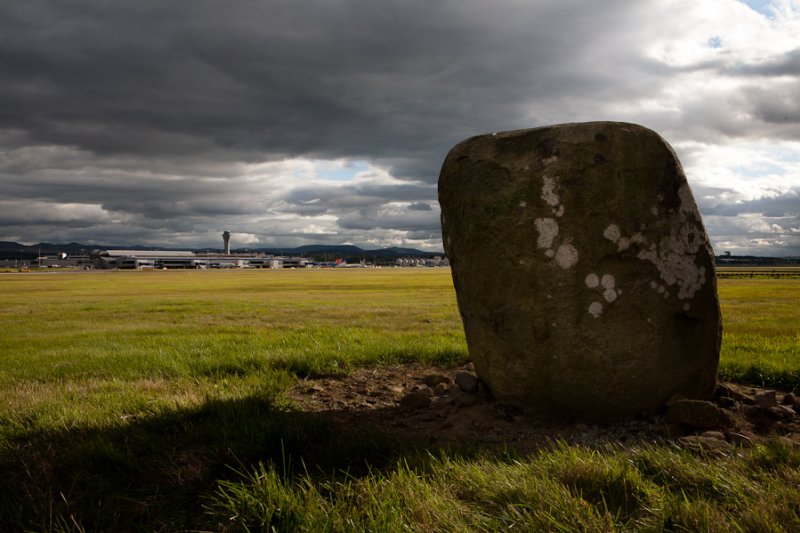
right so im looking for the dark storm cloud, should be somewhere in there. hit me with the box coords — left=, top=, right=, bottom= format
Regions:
left=0, top=0, right=798, bottom=253
left=0, top=0, right=648, bottom=177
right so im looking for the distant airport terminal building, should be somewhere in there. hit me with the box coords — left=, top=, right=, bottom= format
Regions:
left=2, top=231, right=449, bottom=270
left=91, top=250, right=303, bottom=270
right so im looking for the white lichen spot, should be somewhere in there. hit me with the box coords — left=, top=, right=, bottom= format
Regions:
left=519, top=201, right=527, bottom=208
left=617, top=237, right=631, bottom=251
left=632, top=184, right=709, bottom=300
left=546, top=294, right=553, bottom=299
left=534, top=217, right=559, bottom=249
left=541, top=175, right=560, bottom=207
left=545, top=249, right=555, bottom=258
left=649, top=280, right=658, bottom=290
left=603, top=224, right=621, bottom=243
left=603, top=289, right=618, bottom=303
left=588, top=301, right=603, bottom=318
left=617, top=288, right=622, bottom=295
left=601, top=274, right=615, bottom=290
left=650, top=205, right=659, bottom=216
left=631, top=233, right=647, bottom=245
left=585, top=273, right=599, bottom=288
left=664, top=291, right=669, bottom=299
left=554, top=204, right=565, bottom=217
left=683, top=303, right=690, bottom=312
left=519, top=259, right=525, bottom=265
left=657, top=285, right=665, bottom=294
left=542, top=155, right=558, bottom=166
left=555, top=244, right=579, bottom=269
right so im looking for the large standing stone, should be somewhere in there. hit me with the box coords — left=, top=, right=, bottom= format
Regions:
left=438, top=122, right=721, bottom=421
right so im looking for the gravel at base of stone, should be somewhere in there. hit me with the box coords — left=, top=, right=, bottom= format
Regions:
left=288, top=364, right=800, bottom=454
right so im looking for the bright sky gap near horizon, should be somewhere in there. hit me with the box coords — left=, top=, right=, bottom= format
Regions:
left=0, top=0, right=798, bottom=256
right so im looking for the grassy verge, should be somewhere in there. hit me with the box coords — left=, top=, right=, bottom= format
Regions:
left=0, top=270, right=798, bottom=530
left=718, top=279, right=800, bottom=391
left=209, top=440, right=800, bottom=532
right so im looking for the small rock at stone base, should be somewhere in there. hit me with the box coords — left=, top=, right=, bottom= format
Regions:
left=665, top=393, right=687, bottom=407
left=727, top=432, right=754, bottom=448
left=665, top=399, right=730, bottom=429
left=453, top=391, right=479, bottom=407
left=429, top=396, right=452, bottom=410
left=715, top=383, right=755, bottom=405
left=400, top=391, right=432, bottom=410
left=700, top=430, right=727, bottom=440
left=781, top=392, right=795, bottom=406
left=464, top=362, right=475, bottom=372
left=768, top=405, right=796, bottom=420
left=775, top=436, right=800, bottom=450
left=653, top=423, right=689, bottom=438
left=424, top=374, right=452, bottom=387
left=755, top=390, right=778, bottom=409
left=717, top=396, right=736, bottom=408
left=455, top=372, right=480, bottom=394
left=433, top=382, right=449, bottom=396
left=679, top=435, right=733, bottom=455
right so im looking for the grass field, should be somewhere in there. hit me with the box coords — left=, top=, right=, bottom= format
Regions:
left=0, top=269, right=798, bottom=531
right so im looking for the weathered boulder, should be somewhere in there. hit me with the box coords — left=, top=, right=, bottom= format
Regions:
left=665, top=399, right=731, bottom=429
left=438, top=122, right=721, bottom=421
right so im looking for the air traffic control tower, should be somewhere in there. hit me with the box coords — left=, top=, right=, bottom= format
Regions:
left=222, top=231, right=231, bottom=254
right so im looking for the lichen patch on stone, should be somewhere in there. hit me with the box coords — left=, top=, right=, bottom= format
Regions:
left=603, top=224, right=621, bottom=243
left=555, top=244, right=579, bottom=269
left=603, top=289, right=618, bottom=303
left=602, top=187, right=709, bottom=300
left=585, top=273, right=599, bottom=288
left=534, top=217, right=559, bottom=249
left=601, top=274, right=615, bottom=290
left=588, top=301, right=603, bottom=318
left=541, top=176, right=560, bottom=208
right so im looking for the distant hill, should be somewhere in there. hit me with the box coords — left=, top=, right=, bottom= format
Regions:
left=0, top=241, right=443, bottom=261
left=715, top=254, right=800, bottom=267
left=253, top=245, right=440, bottom=259
left=7, top=241, right=795, bottom=266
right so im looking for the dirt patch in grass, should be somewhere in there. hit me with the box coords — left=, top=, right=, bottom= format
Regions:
left=289, top=363, right=800, bottom=454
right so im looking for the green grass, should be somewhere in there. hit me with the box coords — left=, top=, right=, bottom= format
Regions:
left=0, top=269, right=798, bottom=531
left=718, top=279, right=800, bottom=390
left=208, top=441, right=800, bottom=532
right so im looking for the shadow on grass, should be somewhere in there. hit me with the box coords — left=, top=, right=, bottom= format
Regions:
left=0, top=395, right=429, bottom=532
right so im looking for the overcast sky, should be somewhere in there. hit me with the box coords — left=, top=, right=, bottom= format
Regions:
left=1, top=0, right=798, bottom=255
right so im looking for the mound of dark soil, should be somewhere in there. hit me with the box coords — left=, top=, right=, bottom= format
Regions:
left=289, top=363, right=800, bottom=454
